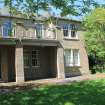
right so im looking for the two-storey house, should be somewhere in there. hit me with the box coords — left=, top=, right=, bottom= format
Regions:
left=0, top=14, right=90, bottom=83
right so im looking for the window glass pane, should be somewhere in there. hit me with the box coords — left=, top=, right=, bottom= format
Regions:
left=70, top=24, right=77, bottom=38
left=71, top=24, right=76, bottom=30
left=73, top=49, right=79, bottom=65
left=36, top=24, right=43, bottom=38
left=32, top=50, right=40, bottom=67
left=71, top=30, right=76, bottom=37
left=63, top=25, right=69, bottom=37
left=24, top=50, right=30, bottom=68
left=3, top=21, right=12, bottom=37
left=65, top=50, right=72, bottom=66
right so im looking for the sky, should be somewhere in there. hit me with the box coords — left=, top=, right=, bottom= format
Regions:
left=0, top=0, right=105, bottom=8
left=0, top=0, right=105, bottom=20
left=97, top=0, right=105, bottom=4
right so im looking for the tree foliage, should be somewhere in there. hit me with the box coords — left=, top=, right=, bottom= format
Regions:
left=84, top=8, right=105, bottom=59
left=2, top=0, right=101, bottom=17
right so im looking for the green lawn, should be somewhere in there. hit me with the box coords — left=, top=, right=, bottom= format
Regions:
left=0, top=79, right=105, bottom=105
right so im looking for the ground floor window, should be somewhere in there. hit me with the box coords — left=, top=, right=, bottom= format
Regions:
left=32, top=50, right=40, bottom=67
left=65, top=49, right=80, bottom=67
left=24, top=49, right=40, bottom=68
left=24, top=50, right=30, bottom=68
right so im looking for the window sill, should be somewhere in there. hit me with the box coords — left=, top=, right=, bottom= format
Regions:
left=64, top=37, right=79, bottom=41
left=65, top=65, right=81, bottom=68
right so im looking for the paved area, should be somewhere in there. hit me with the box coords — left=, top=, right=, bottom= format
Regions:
left=0, top=73, right=105, bottom=93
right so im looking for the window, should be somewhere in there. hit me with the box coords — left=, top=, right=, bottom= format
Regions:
left=63, top=25, right=69, bottom=37
left=65, top=49, right=80, bottom=67
left=71, top=24, right=77, bottom=38
left=32, top=50, right=40, bottom=67
left=24, top=49, right=40, bottom=68
left=63, top=24, right=78, bottom=39
left=36, top=24, right=43, bottom=38
left=65, top=50, right=72, bottom=66
left=73, top=49, right=80, bottom=66
left=24, top=50, right=30, bottom=68
left=2, top=21, right=13, bottom=37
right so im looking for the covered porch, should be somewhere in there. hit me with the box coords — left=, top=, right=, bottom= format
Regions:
left=23, top=46, right=57, bottom=81
left=0, top=40, right=65, bottom=83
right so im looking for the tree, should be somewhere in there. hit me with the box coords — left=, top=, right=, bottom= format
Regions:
left=84, top=8, right=105, bottom=58
left=84, top=8, right=105, bottom=73
left=2, top=0, right=101, bottom=17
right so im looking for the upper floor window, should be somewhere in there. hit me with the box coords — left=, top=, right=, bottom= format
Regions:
left=65, top=49, right=80, bottom=67
left=35, top=24, right=44, bottom=38
left=71, top=24, right=77, bottom=38
left=63, top=25, right=69, bottom=37
left=1, top=21, right=14, bottom=37
left=63, top=24, right=78, bottom=39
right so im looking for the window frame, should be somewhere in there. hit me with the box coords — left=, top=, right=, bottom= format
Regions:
left=63, top=24, right=78, bottom=40
left=31, top=49, right=40, bottom=68
left=65, top=49, right=80, bottom=67
left=24, top=49, right=40, bottom=69
left=24, top=50, right=31, bottom=69
left=0, top=21, right=16, bottom=38
left=35, top=23, right=44, bottom=39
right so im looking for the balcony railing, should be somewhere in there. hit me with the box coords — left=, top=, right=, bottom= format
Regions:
left=22, top=27, right=57, bottom=40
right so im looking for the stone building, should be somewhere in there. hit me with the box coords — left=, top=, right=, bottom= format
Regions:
left=0, top=14, right=90, bottom=83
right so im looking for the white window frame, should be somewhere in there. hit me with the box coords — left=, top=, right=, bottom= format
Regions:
left=65, top=49, right=80, bottom=67
left=73, top=49, right=80, bottom=66
left=35, top=23, right=44, bottom=39
left=12, top=27, right=16, bottom=38
left=63, top=24, right=78, bottom=40
left=63, top=25, right=69, bottom=38
left=0, top=24, right=16, bottom=38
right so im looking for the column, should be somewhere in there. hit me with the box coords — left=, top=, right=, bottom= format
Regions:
left=57, top=47, right=65, bottom=79
left=15, top=41, right=24, bottom=83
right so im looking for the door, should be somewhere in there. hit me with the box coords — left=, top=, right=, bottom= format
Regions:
left=24, top=48, right=41, bottom=80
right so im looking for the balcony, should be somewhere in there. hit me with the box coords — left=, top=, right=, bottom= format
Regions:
left=20, top=27, right=57, bottom=40
left=0, top=24, right=57, bottom=40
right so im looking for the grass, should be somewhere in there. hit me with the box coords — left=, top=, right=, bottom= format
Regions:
left=0, top=79, right=105, bottom=105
